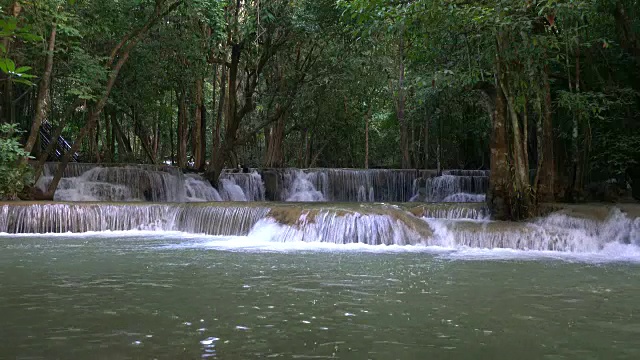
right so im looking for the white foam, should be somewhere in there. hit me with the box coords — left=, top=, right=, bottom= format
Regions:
left=3, top=226, right=640, bottom=263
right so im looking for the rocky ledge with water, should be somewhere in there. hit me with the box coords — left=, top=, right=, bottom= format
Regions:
left=33, top=163, right=490, bottom=203
left=1, top=201, right=638, bottom=253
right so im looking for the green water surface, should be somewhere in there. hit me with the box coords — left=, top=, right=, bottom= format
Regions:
left=1, top=234, right=639, bottom=359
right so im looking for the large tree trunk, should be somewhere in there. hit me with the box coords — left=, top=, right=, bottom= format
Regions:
left=264, top=105, right=286, bottom=167
left=365, top=103, right=371, bottom=169
left=209, top=42, right=241, bottom=182
left=211, top=65, right=226, bottom=169
left=24, top=23, right=56, bottom=156
left=396, top=34, right=411, bottom=168
left=569, top=38, right=582, bottom=201
left=112, top=112, right=132, bottom=161
left=177, top=89, right=188, bottom=168
left=104, top=108, right=112, bottom=163
left=132, top=106, right=157, bottom=164
left=193, top=78, right=204, bottom=170
left=424, top=106, right=430, bottom=169
left=486, top=81, right=510, bottom=220
left=537, top=67, right=555, bottom=202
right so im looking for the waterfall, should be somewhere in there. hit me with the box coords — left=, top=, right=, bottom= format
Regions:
left=219, top=179, right=249, bottom=201
left=185, top=174, right=222, bottom=202
left=408, top=170, right=489, bottom=202
left=251, top=211, right=423, bottom=245
left=2, top=202, right=638, bottom=253
left=174, top=206, right=269, bottom=235
left=423, top=208, right=640, bottom=251
left=36, top=163, right=188, bottom=202
left=276, top=168, right=418, bottom=202
left=0, top=203, right=267, bottom=235
left=411, top=203, right=490, bottom=220
left=219, top=170, right=266, bottom=201
left=283, top=171, right=326, bottom=202
left=36, top=163, right=269, bottom=203
left=442, top=170, right=490, bottom=176
left=442, top=193, right=486, bottom=203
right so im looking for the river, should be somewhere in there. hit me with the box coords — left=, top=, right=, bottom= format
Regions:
left=1, top=232, right=639, bottom=359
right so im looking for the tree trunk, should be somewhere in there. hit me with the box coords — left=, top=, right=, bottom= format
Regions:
left=104, top=108, right=112, bottom=162
left=365, top=103, right=371, bottom=169
left=537, top=67, right=555, bottom=202
left=193, top=78, right=204, bottom=169
left=177, top=89, right=188, bottom=168
left=487, top=80, right=510, bottom=220
left=112, top=112, right=132, bottom=160
left=211, top=65, right=226, bottom=168
left=570, top=36, right=582, bottom=200
left=424, top=106, right=430, bottom=169
left=24, top=23, right=56, bottom=156
left=209, top=42, right=241, bottom=182
left=264, top=105, right=286, bottom=167
left=396, top=33, right=411, bottom=168
left=170, top=90, right=175, bottom=165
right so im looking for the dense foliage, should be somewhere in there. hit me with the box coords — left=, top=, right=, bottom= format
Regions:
left=0, top=0, right=639, bottom=214
left=0, top=123, right=32, bottom=199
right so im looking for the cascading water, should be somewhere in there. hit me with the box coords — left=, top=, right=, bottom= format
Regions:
left=219, top=170, right=266, bottom=201
left=36, top=163, right=188, bottom=202
left=283, top=171, right=326, bottom=202
left=0, top=203, right=268, bottom=235
left=35, top=163, right=267, bottom=203
left=219, top=179, right=249, bottom=201
left=442, top=193, right=486, bottom=203
left=2, top=202, right=639, bottom=254
left=35, top=163, right=261, bottom=203
left=410, top=203, right=490, bottom=220
left=185, top=174, right=222, bottom=202
left=276, top=168, right=419, bottom=202
left=411, top=169, right=489, bottom=202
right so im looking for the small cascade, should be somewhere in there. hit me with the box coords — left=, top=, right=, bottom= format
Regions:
left=442, top=193, right=486, bottom=203
left=0, top=203, right=267, bottom=235
left=276, top=168, right=418, bottom=202
left=219, top=170, right=266, bottom=201
left=410, top=204, right=490, bottom=220
left=219, top=179, right=249, bottom=201
left=174, top=206, right=269, bottom=235
left=40, top=162, right=101, bottom=178
left=251, top=212, right=423, bottom=245
left=185, top=174, right=222, bottom=202
left=442, top=170, right=490, bottom=177
left=0, top=203, right=176, bottom=233
left=2, top=202, right=639, bottom=253
left=37, top=163, right=187, bottom=202
left=409, top=169, right=489, bottom=202
left=284, top=171, right=326, bottom=202
left=424, top=208, right=640, bottom=251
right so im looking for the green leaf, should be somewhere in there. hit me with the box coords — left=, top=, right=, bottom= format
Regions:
left=4, top=58, right=15, bottom=72
left=15, top=66, right=32, bottom=74
left=0, top=58, right=11, bottom=73
left=12, top=78, right=34, bottom=86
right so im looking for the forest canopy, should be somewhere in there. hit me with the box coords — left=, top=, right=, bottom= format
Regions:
left=1, top=0, right=639, bottom=218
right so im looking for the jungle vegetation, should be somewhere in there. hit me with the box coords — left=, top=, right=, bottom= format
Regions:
left=1, top=0, right=639, bottom=219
